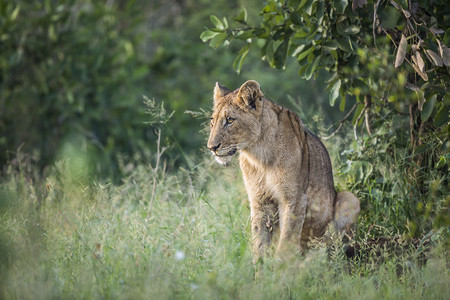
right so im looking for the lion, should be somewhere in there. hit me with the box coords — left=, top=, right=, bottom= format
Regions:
left=207, top=80, right=360, bottom=263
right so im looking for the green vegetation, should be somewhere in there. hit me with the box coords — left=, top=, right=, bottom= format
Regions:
left=0, top=0, right=328, bottom=177
left=0, top=0, right=448, bottom=298
left=0, top=154, right=448, bottom=299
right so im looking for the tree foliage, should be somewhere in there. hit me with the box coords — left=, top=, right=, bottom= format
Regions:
left=201, top=0, right=449, bottom=235
left=1, top=0, right=330, bottom=178
left=201, top=0, right=449, bottom=140
left=0, top=0, right=150, bottom=176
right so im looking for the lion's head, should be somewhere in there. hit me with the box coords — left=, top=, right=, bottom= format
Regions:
left=207, top=80, right=264, bottom=165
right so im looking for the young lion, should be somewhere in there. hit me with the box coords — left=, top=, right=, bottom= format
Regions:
left=207, top=80, right=360, bottom=263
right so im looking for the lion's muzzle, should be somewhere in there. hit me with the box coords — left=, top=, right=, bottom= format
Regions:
left=207, top=143, right=237, bottom=165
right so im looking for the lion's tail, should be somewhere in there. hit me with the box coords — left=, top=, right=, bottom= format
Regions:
left=333, top=191, right=360, bottom=235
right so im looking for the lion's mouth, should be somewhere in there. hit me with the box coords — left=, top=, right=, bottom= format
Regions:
left=212, top=148, right=237, bottom=165
left=215, top=148, right=236, bottom=157
left=227, top=149, right=237, bottom=156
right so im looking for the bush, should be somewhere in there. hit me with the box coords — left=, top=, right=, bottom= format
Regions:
left=0, top=0, right=150, bottom=176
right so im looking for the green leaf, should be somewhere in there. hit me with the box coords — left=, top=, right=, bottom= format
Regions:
left=298, top=64, right=309, bottom=76
left=307, top=50, right=315, bottom=63
left=317, top=0, right=324, bottom=23
left=274, top=39, right=289, bottom=69
left=234, top=7, right=248, bottom=24
left=304, top=55, right=321, bottom=80
left=322, top=40, right=339, bottom=50
left=261, top=38, right=268, bottom=57
left=334, top=0, right=348, bottom=14
left=288, top=43, right=299, bottom=56
left=233, top=43, right=251, bottom=74
left=273, top=29, right=285, bottom=41
left=296, top=45, right=314, bottom=62
left=11, top=5, right=20, bottom=21
left=263, top=0, right=277, bottom=13
left=291, top=45, right=305, bottom=56
left=352, top=103, right=364, bottom=126
left=292, top=29, right=308, bottom=39
left=444, top=93, right=450, bottom=106
left=304, top=0, right=316, bottom=15
left=348, top=36, right=357, bottom=52
left=235, top=30, right=254, bottom=40
left=344, top=25, right=360, bottom=35
left=444, top=29, right=450, bottom=46
left=254, top=28, right=268, bottom=38
left=298, top=0, right=309, bottom=9
left=290, top=11, right=302, bottom=25
left=433, top=104, right=449, bottom=127
left=320, top=53, right=336, bottom=67
left=209, top=32, right=227, bottom=48
left=399, top=0, right=408, bottom=10
left=210, top=15, right=224, bottom=30
left=414, top=144, right=428, bottom=154
left=200, top=30, right=218, bottom=42
left=352, top=79, right=369, bottom=96
left=442, top=45, right=450, bottom=67
left=380, top=6, right=401, bottom=29
left=421, top=94, right=437, bottom=122
left=262, top=38, right=275, bottom=66
left=329, top=79, right=341, bottom=106
left=415, top=89, right=426, bottom=111
left=337, top=36, right=354, bottom=53
left=339, top=94, right=346, bottom=112
left=436, top=156, right=447, bottom=169
left=222, top=17, right=228, bottom=29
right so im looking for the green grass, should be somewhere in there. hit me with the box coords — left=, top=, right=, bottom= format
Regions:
left=0, top=155, right=448, bottom=299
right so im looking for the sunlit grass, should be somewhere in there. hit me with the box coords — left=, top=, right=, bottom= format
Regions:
left=0, top=155, right=448, bottom=299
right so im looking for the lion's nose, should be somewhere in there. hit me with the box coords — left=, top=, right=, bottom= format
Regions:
left=208, top=143, right=221, bottom=152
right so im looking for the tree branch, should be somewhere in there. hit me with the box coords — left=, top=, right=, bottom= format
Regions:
left=373, top=0, right=382, bottom=48
left=364, top=95, right=372, bottom=135
left=322, top=103, right=357, bottom=140
left=354, top=106, right=366, bottom=140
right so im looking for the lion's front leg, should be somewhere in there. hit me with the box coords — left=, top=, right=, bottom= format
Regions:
left=275, top=193, right=307, bottom=260
left=250, top=201, right=277, bottom=264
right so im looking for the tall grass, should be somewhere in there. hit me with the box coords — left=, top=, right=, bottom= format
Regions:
left=0, top=150, right=448, bottom=299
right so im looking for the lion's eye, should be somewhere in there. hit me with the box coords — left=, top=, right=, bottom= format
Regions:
left=210, top=118, right=215, bottom=126
left=226, top=117, right=235, bottom=125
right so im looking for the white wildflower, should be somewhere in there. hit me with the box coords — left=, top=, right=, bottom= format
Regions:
left=175, top=250, right=185, bottom=261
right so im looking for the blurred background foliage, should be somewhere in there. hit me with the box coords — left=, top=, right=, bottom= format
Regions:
left=0, top=0, right=330, bottom=179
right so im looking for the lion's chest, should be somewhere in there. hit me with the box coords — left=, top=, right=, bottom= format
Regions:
left=239, top=153, right=295, bottom=205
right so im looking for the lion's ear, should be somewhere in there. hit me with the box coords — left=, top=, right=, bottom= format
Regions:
left=237, top=80, right=263, bottom=111
left=214, top=82, right=231, bottom=102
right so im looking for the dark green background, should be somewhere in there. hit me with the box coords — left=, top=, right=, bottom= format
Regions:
left=0, top=0, right=334, bottom=179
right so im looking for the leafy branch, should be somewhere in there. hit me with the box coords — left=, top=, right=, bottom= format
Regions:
left=201, top=0, right=449, bottom=144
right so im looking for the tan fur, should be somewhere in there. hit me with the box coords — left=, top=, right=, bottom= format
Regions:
left=207, top=80, right=360, bottom=263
